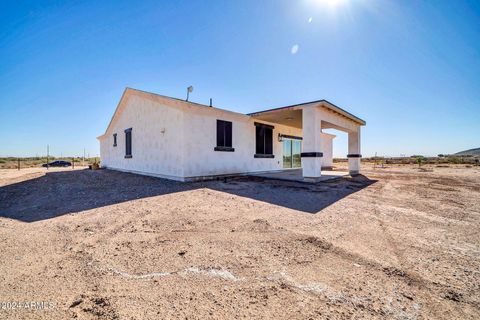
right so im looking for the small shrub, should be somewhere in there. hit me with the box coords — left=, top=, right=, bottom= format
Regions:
left=416, top=156, right=425, bottom=168
left=451, top=157, right=463, bottom=164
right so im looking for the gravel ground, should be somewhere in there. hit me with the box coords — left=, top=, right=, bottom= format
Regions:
left=0, top=164, right=479, bottom=319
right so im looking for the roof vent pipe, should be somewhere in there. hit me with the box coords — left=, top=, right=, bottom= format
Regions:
left=210, top=98, right=212, bottom=107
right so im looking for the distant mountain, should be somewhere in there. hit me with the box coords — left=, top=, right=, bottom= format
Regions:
left=455, top=148, right=480, bottom=156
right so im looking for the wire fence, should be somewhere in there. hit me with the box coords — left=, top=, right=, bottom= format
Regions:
left=0, top=157, right=100, bottom=170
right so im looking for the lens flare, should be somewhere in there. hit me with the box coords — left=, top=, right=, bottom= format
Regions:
left=291, top=44, right=299, bottom=54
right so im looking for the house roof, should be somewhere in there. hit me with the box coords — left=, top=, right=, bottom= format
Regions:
left=248, top=100, right=366, bottom=126
left=97, top=87, right=248, bottom=139
left=98, top=87, right=365, bottom=139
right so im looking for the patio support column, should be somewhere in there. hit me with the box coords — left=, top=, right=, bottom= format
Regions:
left=301, top=107, right=323, bottom=182
left=347, top=127, right=361, bottom=175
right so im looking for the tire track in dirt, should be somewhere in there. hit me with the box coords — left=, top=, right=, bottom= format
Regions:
left=366, top=176, right=424, bottom=318
left=373, top=179, right=408, bottom=267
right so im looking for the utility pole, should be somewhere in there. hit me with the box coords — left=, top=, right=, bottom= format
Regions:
left=47, top=144, right=49, bottom=170
left=83, top=148, right=85, bottom=166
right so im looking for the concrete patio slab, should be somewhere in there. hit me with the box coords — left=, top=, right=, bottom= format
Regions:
left=248, top=168, right=348, bottom=183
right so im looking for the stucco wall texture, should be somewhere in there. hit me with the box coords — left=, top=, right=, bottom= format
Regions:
left=99, top=91, right=335, bottom=181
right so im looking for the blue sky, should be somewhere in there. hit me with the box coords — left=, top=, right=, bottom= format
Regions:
left=0, top=0, right=479, bottom=158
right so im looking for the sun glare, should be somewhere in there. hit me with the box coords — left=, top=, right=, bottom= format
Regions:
left=326, top=0, right=345, bottom=7
left=312, top=0, right=347, bottom=8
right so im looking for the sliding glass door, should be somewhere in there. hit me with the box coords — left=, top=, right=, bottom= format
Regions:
left=283, top=138, right=302, bottom=168
left=292, top=139, right=301, bottom=168
left=283, top=140, right=292, bottom=168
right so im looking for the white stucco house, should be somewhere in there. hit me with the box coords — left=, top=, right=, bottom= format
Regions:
left=97, top=88, right=365, bottom=182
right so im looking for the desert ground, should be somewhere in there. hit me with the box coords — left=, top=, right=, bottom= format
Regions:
left=0, top=164, right=479, bottom=319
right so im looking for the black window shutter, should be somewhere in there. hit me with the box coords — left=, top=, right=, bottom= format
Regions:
left=216, top=120, right=225, bottom=147
left=125, top=128, right=132, bottom=157
left=256, top=126, right=264, bottom=154
left=265, top=128, right=273, bottom=155
left=125, top=133, right=129, bottom=155
left=225, top=121, right=232, bottom=147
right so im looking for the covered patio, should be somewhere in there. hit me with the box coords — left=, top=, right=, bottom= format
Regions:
left=249, top=100, right=365, bottom=182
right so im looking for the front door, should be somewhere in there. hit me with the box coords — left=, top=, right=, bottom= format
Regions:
left=283, top=138, right=302, bottom=168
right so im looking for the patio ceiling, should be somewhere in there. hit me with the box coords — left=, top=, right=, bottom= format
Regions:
left=248, top=100, right=366, bottom=129
left=251, top=109, right=303, bottom=128
left=249, top=107, right=357, bottom=132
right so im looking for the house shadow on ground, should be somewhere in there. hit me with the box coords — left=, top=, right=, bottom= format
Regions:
left=0, top=169, right=377, bottom=223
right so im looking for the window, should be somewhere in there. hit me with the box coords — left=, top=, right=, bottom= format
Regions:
left=254, top=122, right=274, bottom=158
left=113, top=133, right=117, bottom=147
left=214, top=120, right=234, bottom=152
left=125, top=128, right=132, bottom=158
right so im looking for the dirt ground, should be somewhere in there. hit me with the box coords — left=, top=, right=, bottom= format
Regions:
left=0, top=164, right=479, bottom=319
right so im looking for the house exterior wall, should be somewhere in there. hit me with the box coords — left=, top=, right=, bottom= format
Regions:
left=99, top=95, right=186, bottom=180
left=181, top=103, right=303, bottom=178
left=99, top=92, right=336, bottom=181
